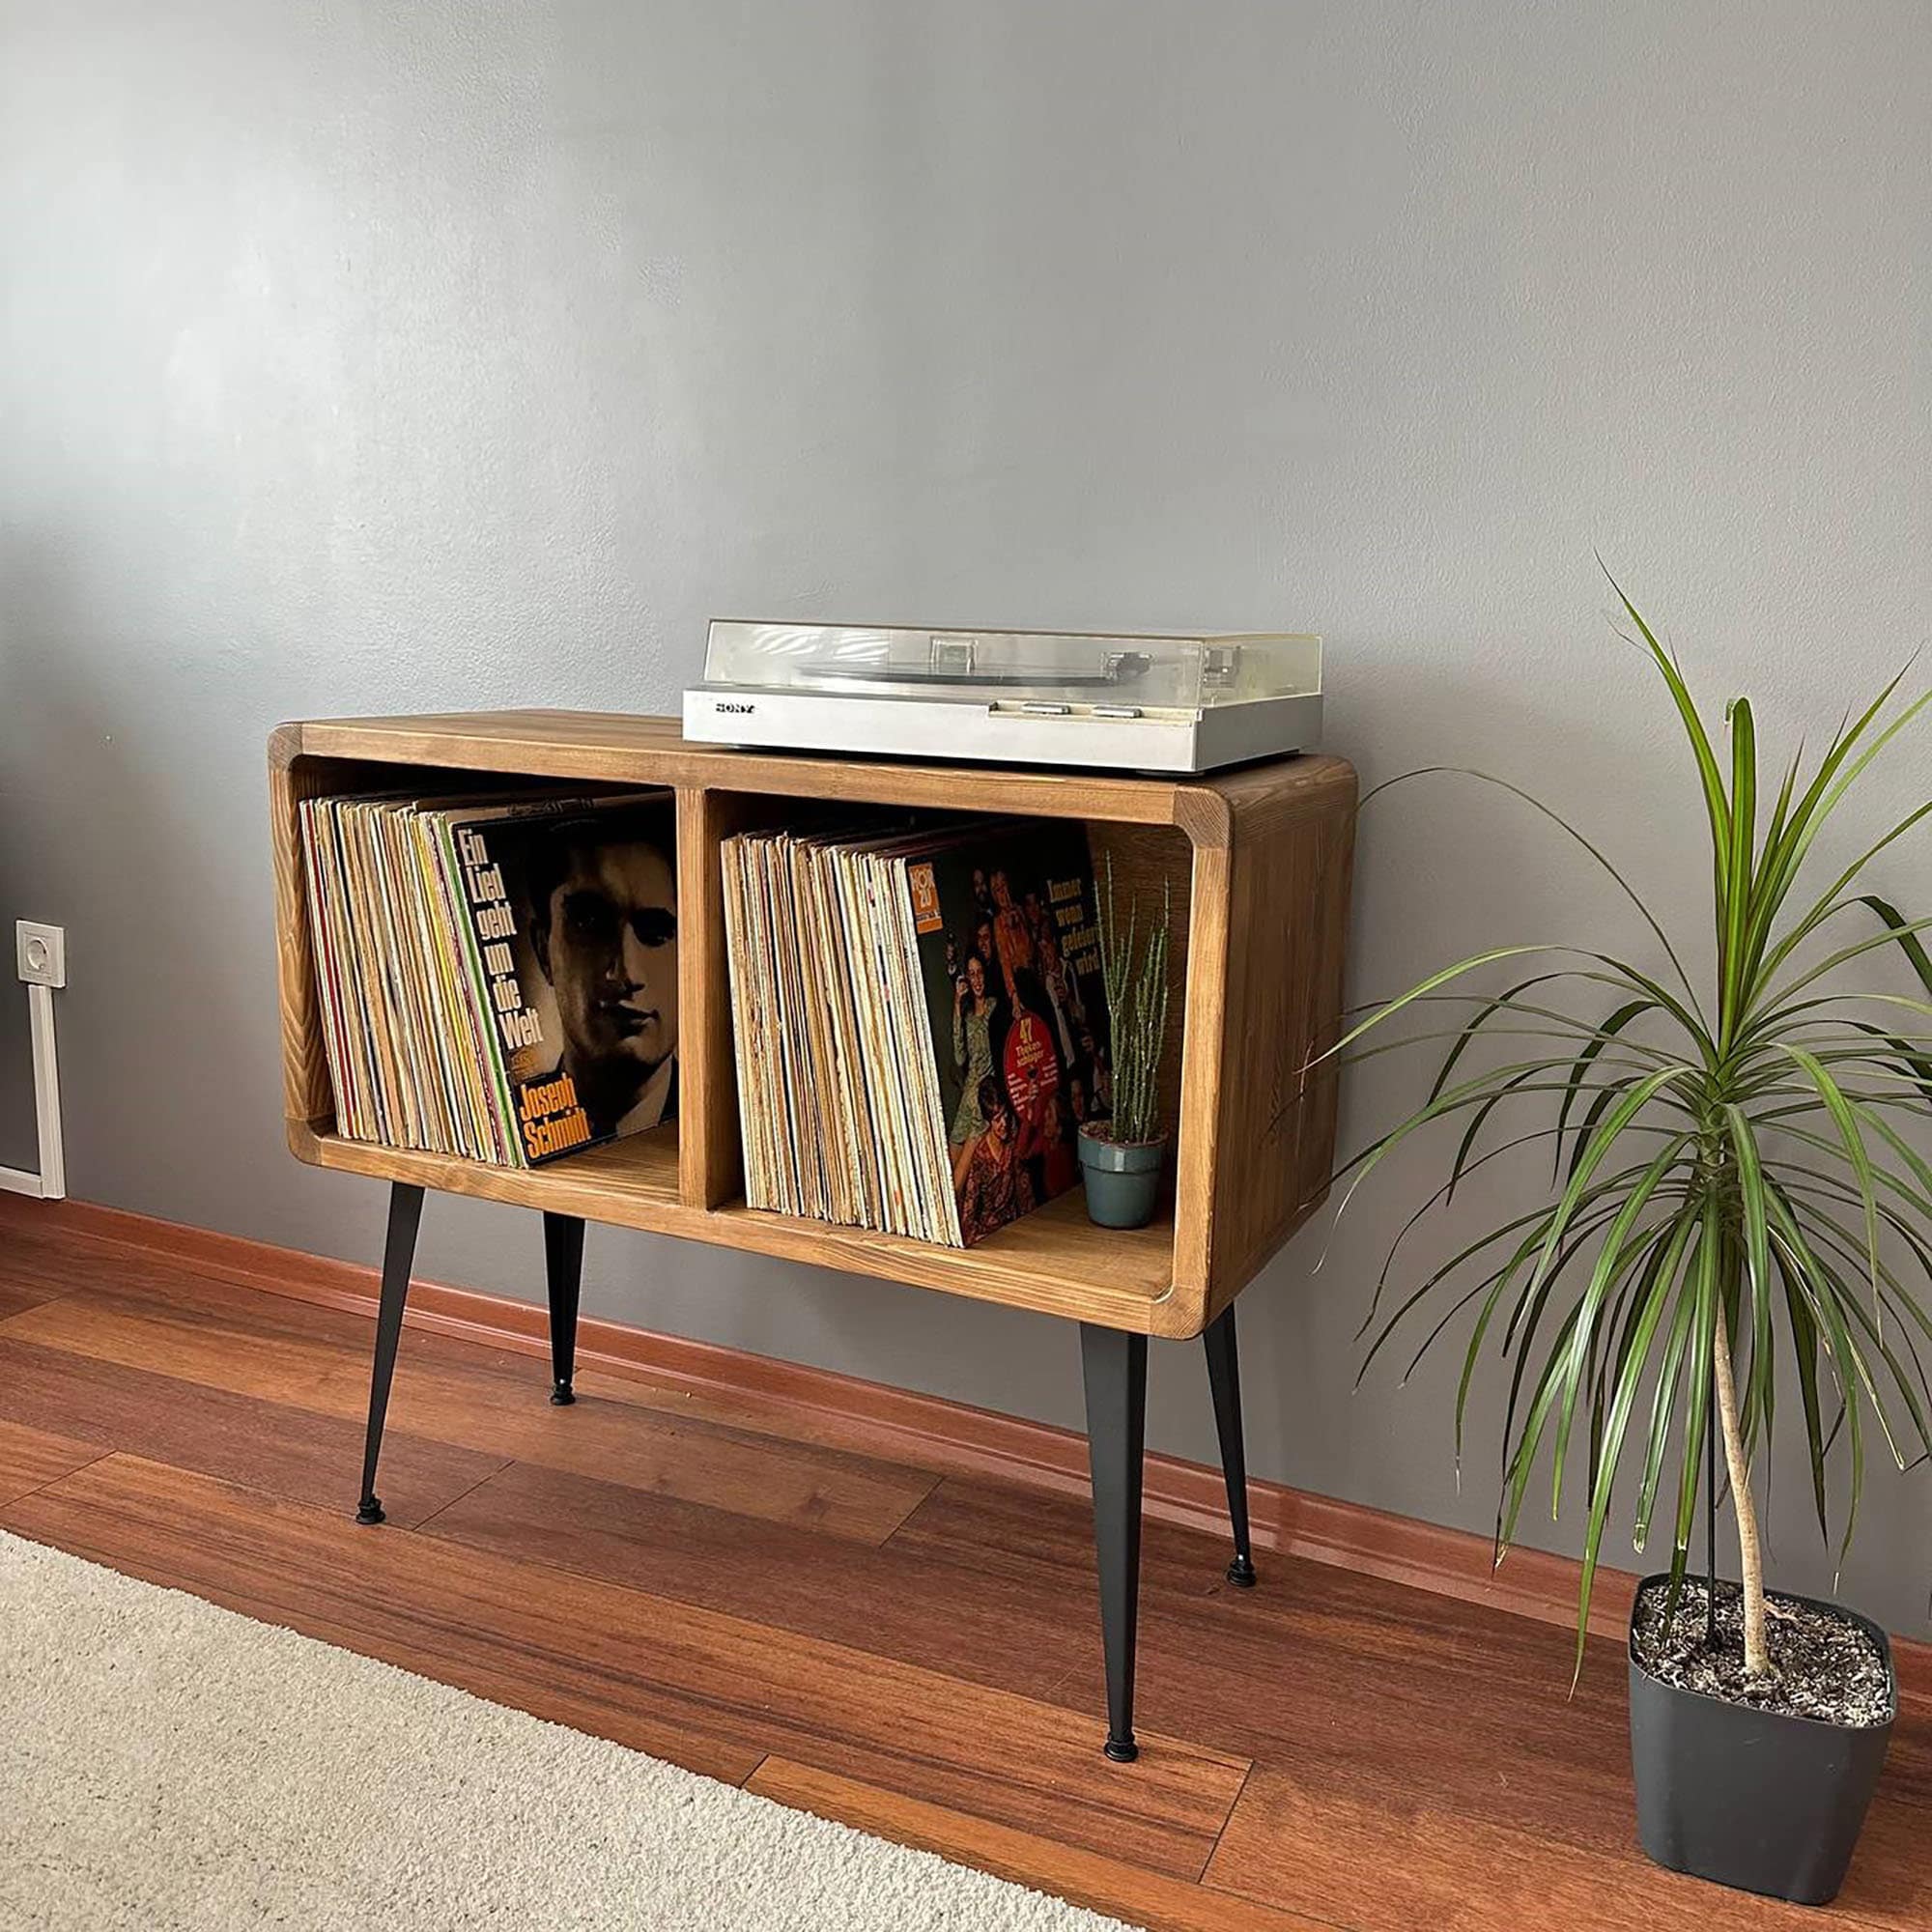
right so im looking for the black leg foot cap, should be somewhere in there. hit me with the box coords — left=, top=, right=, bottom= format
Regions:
left=1227, top=1552, right=1258, bottom=1588
left=1102, top=1734, right=1140, bottom=1764
left=549, top=1380, right=576, bottom=1406
left=355, top=1497, right=385, bottom=1525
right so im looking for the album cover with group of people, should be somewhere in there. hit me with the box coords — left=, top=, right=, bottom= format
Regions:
left=908, top=828, right=1115, bottom=1243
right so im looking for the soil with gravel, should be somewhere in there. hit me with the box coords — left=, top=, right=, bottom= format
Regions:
left=1632, top=1577, right=1894, bottom=1728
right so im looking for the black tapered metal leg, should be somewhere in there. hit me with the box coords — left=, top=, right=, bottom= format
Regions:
left=1203, top=1305, right=1257, bottom=1587
left=543, top=1211, right=585, bottom=1405
left=1081, top=1322, right=1148, bottom=1764
left=355, top=1182, right=424, bottom=1525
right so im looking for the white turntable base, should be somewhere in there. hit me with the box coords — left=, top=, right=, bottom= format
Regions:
left=681, top=687, right=1322, bottom=775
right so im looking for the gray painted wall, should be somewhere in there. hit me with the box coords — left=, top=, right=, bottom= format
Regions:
left=4, top=2, right=1928, bottom=1634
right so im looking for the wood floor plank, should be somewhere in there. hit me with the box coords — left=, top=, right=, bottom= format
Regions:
left=412, top=1457, right=1094, bottom=1705
left=4, top=1280, right=941, bottom=1544
left=0, top=1216, right=98, bottom=1319
left=384, top=1362, right=940, bottom=1546
left=4, top=1455, right=1248, bottom=1878
left=0, top=1208, right=244, bottom=1308
left=0, top=1416, right=101, bottom=1506
left=746, top=1756, right=1338, bottom=1932
left=0, top=1335, right=503, bottom=1529
left=1200, top=1760, right=1917, bottom=1932
left=0, top=1276, right=63, bottom=1321
left=896, top=1474, right=1667, bottom=1850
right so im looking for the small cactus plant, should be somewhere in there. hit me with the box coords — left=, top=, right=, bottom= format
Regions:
left=1095, top=854, right=1171, bottom=1146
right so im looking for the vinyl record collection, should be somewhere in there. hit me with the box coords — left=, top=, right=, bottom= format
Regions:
left=300, top=788, right=678, bottom=1168
left=721, top=816, right=1114, bottom=1247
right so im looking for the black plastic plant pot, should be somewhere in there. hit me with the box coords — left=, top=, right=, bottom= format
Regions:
left=1628, top=1575, right=1895, bottom=1905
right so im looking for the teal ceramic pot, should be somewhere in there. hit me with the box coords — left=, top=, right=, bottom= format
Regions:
left=1076, top=1124, right=1168, bottom=1229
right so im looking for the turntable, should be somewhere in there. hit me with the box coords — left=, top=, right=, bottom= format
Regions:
left=683, top=622, right=1322, bottom=774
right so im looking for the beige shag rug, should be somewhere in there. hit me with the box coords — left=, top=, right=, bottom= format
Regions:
left=0, top=1530, right=1137, bottom=1931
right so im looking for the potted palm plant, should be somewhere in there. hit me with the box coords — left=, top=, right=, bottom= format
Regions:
left=1338, top=576, right=1926, bottom=1904
left=1078, top=857, right=1172, bottom=1228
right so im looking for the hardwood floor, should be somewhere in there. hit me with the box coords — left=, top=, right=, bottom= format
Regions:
left=2, top=1204, right=1928, bottom=1929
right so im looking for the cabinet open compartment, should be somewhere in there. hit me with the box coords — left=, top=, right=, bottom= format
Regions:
left=682, top=789, right=1193, bottom=1261
left=270, top=712, right=1355, bottom=1337
left=270, top=745, right=686, bottom=1214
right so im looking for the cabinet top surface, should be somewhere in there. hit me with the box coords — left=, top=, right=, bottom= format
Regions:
left=272, top=709, right=1353, bottom=839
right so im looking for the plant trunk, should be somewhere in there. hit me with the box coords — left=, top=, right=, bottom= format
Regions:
left=1704, top=1379, right=1719, bottom=1649
left=1711, top=1297, right=1770, bottom=1676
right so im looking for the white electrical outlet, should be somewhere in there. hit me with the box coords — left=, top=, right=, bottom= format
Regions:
left=16, top=921, right=66, bottom=989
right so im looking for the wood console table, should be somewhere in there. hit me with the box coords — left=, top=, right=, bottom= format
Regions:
left=269, top=712, right=1355, bottom=1760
